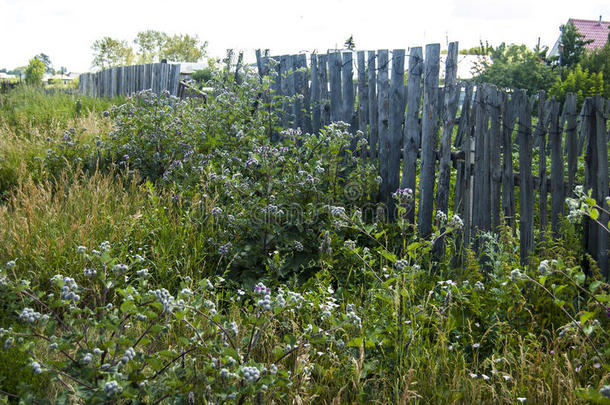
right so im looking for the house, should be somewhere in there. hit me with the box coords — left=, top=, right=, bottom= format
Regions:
left=549, top=16, right=610, bottom=58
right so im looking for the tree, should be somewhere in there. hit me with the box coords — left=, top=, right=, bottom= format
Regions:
left=35, top=53, right=54, bottom=74
left=24, top=57, right=45, bottom=86
left=472, top=43, right=557, bottom=94
left=581, top=41, right=610, bottom=98
left=134, top=30, right=169, bottom=63
left=549, top=65, right=604, bottom=106
left=159, top=34, right=207, bottom=62
left=91, top=37, right=134, bottom=70
left=558, top=22, right=593, bottom=69
left=344, top=35, right=355, bottom=50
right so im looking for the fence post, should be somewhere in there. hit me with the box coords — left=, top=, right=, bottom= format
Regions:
left=311, top=53, right=321, bottom=135
left=549, top=98, right=564, bottom=237
left=386, top=49, right=405, bottom=218
left=299, top=54, right=312, bottom=135
left=472, top=85, right=488, bottom=236
left=377, top=50, right=390, bottom=210
left=535, top=91, right=550, bottom=233
left=563, top=93, right=578, bottom=196
left=318, top=54, right=330, bottom=128
left=279, top=55, right=294, bottom=129
left=518, top=90, right=534, bottom=265
left=401, top=47, right=423, bottom=227
left=292, top=55, right=304, bottom=131
left=342, top=52, right=355, bottom=131
left=367, top=51, right=378, bottom=161
left=488, top=86, right=502, bottom=233
left=502, top=91, right=517, bottom=227
left=357, top=51, right=368, bottom=153
left=436, top=42, right=459, bottom=223
left=418, top=43, right=440, bottom=236
left=328, top=52, right=342, bottom=123
left=594, top=95, right=609, bottom=279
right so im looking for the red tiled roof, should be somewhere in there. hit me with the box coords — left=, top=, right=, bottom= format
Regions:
left=568, top=18, right=610, bottom=49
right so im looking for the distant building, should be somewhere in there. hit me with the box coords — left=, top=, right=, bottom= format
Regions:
left=0, top=72, right=17, bottom=80
left=549, top=17, right=610, bottom=58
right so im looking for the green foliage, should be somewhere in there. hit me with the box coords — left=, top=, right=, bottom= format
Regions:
left=582, top=41, right=610, bottom=98
left=91, top=37, right=135, bottom=70
left=34, top=53, right=54, bottom=74
left=95, top=31, right=207, bottom=68
left=549, top=65, right=605, bottom=105
left=24, top=57, right=45, bottom=86
left=558, top=22, right=594, bottom=69
left=472, top=43, right=557, bottom=94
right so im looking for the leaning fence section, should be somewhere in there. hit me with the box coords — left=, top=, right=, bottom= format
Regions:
left=254, top=45, right=610, bottom=278
left=78, top=63, right=181, bottom=98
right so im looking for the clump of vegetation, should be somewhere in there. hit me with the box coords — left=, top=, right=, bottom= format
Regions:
left=0, top=68, right=609, bottom=403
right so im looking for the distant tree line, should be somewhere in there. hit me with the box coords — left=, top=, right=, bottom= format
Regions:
left=90, top=30, right=208, bottom=70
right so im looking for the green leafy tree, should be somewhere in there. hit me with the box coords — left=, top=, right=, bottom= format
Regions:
left=134, top=30, right=169, bottom=63
left=549, top=65, right=605, bottom=106
left=159, top=33, right=207, bottom=62
left=24, top=57, right=45, bottom=86
left=472, top=43, right=557, bottom=94
left=91, top=37, right=134, bottom=70
left=581, top=41, right=610, bottom=98
left=558, top=22, right=593, bottom=69
left=35, top=53, right=54, bottom=74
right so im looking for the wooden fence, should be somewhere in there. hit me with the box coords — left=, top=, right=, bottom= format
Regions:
left=255, top=44, right=610, bottom=278
left=78, top=63, right=181, bottom=98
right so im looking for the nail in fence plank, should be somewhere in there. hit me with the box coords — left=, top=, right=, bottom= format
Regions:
left=377, top=50, right=390, bottom=208
left=488, top=86, right=502, bottom=233
left=418, top=44, right=440, bottom=236
left=311, top=53, right=321, bottom=135
left=594, top=95, right=608, bottom=278
left=401, top=47, right=423, bottom=201
left=318, top=54, right=330, bottom=128
left=367, top=51, right=378, bottom=160
left=436, top=42, right=459, bottom=223
left=388, top=49, right=405, bottom=218
left=517, top=89, right=534, bottom=265
left=549, top=97, right=564, bottom=237
left=342, top=52, right=355, bottom=130
left=357, top=51, right=368, bottom=152
left=502, top=92, right=517, bottom=227
left=328, top=52, right=342, bottom=123
left=563, top=93, right=578, bottom=196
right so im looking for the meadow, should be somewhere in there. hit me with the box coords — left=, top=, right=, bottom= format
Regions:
left=0, top=69, right=609, bottom=404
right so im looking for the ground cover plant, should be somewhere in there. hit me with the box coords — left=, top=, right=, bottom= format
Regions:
left=0, top=70, right=609, bottom=404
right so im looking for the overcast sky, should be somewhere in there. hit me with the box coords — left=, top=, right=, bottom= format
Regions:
left=1, top=0, right=609, bottom=72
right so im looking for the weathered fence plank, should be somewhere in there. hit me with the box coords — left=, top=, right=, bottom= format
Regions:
left=377, top=50, right=390, bottom=209
left=357, top=51, right=368, bottom=151
left=502, top=92, right=517, bottom=227
left=472, top=85, right=488, bottom=236
left=454, top=82, right=473, bottom=218
left=418, top=44, right=440, bottom=236
left=311, top=53, right=321, bottom=135
left=342, top=52, right=355, bottom=130
left=563, top=93, right=578, bottom=196
left=594, top=95, right=609, bottom=278
left=549, top=97, right=564, bottom=237
left=518, top=90, right=534, bottom=265
left=318, top=54, right=330, bottom=128
left=488, top=86, right=502, bottom=233
left=292, top=55, right=304, bottom=131
left=328, top=52, right=342, bottom=123
left=279, top=55, right=294, bottom=129
left=388, top=49, right=405, bottom=218
left=436, top=42, right=459, bottom=223
left=401, top=47, right=423, bottom=224
left=367, top=51, right=378, bottom=161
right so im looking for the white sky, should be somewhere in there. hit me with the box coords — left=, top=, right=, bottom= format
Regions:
left=1, top=0, right=609, bottom=72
